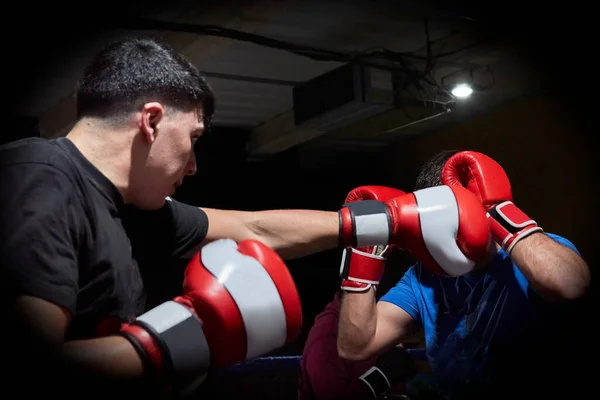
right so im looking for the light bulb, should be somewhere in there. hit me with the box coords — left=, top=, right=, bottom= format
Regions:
left=451, top=83, right=473, bottom=98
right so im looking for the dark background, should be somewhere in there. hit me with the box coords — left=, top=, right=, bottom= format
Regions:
left=4, top=0, right=597, bottom=398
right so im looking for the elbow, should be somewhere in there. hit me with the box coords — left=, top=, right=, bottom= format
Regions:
left=561, top=262, right=591, bottom=301
left=546, top=270, right=591, bottom=303
left=559, top=277, right=590, bottom=302
left=336, top=340, right=372, bottom=361
left=337, top=347, right=369, bottom=361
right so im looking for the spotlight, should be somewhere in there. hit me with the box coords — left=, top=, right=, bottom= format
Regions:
left=451, top=83, right=473, bottom=98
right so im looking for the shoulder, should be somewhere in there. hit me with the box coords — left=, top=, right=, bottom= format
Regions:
left=385, top=264, right=440, bottom=300
left=1, top=137, right=70, bottom=165
left=0, top=138, right=80, bottom=187
left=164, top=196, right=206, bottom=215
left=401, top=264, right=431, bottom=285
left=125, top=197, right=207, bottom=223
left=123, top=197, right=209, bottom=259
left=0, top=139, right=85, bottom=230
left=381, top=265, right=420, bottom=299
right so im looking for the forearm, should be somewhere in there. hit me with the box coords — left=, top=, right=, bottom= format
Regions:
left=248, top=209, right=339, bottom=259
left=61, top=336, right=144, bottom=380
left=511, top=232, right=590, bottom=302
left=9, top=335, right=151, bottom=398
left=337, top=288, right=378, bottom=360
left=8, top=296, right=157, bottom=394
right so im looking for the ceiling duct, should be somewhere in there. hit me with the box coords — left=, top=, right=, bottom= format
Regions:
left=292, top=62, right=396, bottom=133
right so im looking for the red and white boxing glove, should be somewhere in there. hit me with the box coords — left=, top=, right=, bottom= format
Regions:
left=339, top=186, right=406, bottom=292
left=442, top=151, right=543, bottom=254
left=120, top=239, right=302, bottom=395
left=338, top=185, right=493, bottom=276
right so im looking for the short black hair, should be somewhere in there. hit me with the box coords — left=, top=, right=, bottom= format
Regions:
left=414, top=149, right=460, bottom=191
left=75, top=37, right=215, bottom=128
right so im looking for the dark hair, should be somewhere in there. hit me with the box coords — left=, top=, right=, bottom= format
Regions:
left=414, top=149, right=460, bottom=191
left=75, top=37, right=215, bottom=128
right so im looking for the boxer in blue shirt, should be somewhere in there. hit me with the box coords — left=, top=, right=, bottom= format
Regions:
left=337, top=150, right=591, bottom=400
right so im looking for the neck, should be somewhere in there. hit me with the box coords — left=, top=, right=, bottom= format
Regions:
left=65, top=118, right=135, bottom=201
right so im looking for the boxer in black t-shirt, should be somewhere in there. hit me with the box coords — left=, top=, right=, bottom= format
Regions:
left=1, top=136, right=210, bottom=340
left=0, top=37, right=343, bottom=399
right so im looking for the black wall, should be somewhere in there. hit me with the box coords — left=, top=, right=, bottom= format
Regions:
left=4, top=115, right=41, bottom=146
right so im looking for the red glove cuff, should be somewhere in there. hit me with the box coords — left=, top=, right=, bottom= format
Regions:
left=487, top=201, right=543, bottom=254
left=120, top=323, right=166, bottom=379
left=119, top=300, right=211, bottom=395
left=340, top=247, right=387, bottom=292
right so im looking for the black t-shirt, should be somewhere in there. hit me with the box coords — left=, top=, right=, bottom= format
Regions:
left=0, top=136, right=209, bottom=340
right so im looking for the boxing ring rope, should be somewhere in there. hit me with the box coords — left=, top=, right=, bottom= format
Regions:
left=196, top=349, right=428, bottom=399
left=223, top=348, right=427, bottom=373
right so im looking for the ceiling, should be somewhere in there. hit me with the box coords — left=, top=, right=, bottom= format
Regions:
left=10, top=0, right=545, bottom=161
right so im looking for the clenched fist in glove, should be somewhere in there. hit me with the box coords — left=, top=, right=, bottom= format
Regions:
left=120, top=239, right=302, bottom=395
left=442, top=151, right=543, bottom=254
left=359, top=345, right=416, bottom=399
left=339, top=186, right=406, bottom=292
left=338, top=184, right=493, bottom=276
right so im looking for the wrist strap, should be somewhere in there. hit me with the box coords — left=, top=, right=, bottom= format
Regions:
left=339, top=200, right=391, bottom=247
left=359, top=366, right=391, bottom=398
left=488, top=201, right=543, bottom=253
left=340, top=246, right=388, bottom=293
left=121, top=301, right=211, bottom=396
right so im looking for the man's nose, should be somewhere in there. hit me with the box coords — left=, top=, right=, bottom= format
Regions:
left=186, top=152, right=197, bottom=176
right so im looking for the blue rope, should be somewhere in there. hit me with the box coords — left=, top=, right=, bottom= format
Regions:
left=223, top=349, right=427, bottom=373
left=226, top=355, right=302, bottom=372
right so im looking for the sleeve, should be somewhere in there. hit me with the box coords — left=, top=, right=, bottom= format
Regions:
left=125, top=197, right=209, bottom=260
left=303, top=347, right=372, bottom=400
left=378, top=266, right=421, bottom=323
left=163, top=197, right=209, bottom=258
left=302, top=315, right=373, bottom=400
left=0, top=164, right=82, bottom=313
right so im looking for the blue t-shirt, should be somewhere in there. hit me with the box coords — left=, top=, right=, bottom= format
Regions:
left=380, top=233, right=579, bottom=397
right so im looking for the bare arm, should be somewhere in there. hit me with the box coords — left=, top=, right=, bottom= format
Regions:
left=12, top=296, right=144, bottom=382
left=61, top=337, right=143, bottom=379
left=199, top=208, right=340, bottom=259
left=510, top=232, right=590, bottom=302
left=337, top=288, right=418, bottom=361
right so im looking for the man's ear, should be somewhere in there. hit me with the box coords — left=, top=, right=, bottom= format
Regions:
left=140, top=102, right=164, bottom=143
